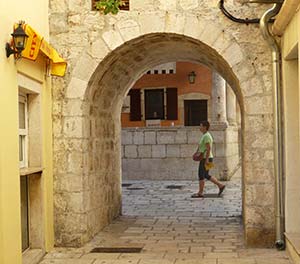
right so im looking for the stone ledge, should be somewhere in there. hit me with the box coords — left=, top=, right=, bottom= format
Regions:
left=20, top=167, right=43, bottom=176
left=23, top=249, right=45, bottom=264
left=285, top=232, right=300, bottom=261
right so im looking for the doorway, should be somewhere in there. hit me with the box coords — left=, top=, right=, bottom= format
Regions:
left=184, top=100, right=208, bottom=126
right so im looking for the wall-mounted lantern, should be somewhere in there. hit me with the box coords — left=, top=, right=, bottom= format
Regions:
left=6, top=21, right=28, bottom=59
left=188, top=71, right=197, bottom=84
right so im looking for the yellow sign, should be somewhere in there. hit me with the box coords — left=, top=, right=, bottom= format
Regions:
left=20, top=24, right=67, bottom=77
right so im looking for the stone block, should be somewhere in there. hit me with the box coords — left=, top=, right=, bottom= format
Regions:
left=122, top=159, right=141, bottom=173
left=223, top=42, right=244, bottom=67
left=121, top=146, right=124, bottom=158
left=245, top=227, right=275, bottom=248
left=133, top=131, right=144, bottom=145
left=139, top=12, right=165, bottom=34
left=244, top=95, right=273, bottom=115
left=124, top=145, right=138, bottom=158
left=215, top=143, right=225, bottom=157
left=244, top=161, right=273, bottom=184
left=145, top=131, right=156, bottom=144
left=211, top=131, right=224, bottom=143
left=138, top=145, right=152, bottom=158
left=158, top=0, right=177, bottom=10
left=226, top=130, right=238, bottom=143
left=63, top=117, right=83, bottom=138
left=72, top=152, right=85, bottom=175
left=250, top=132, right=273, bottom=149
left=88, top=38, right=110, bottom=59
left=131, top=0, right=155, bottom=10
left=152, top=145, right=166, bottom=158
left=244, top=114, right=273, bottom=133
left=180, top=144, right=196, bottom=158
left=245, top=184, right=274, bottom=207
left=157, top=131, right=176, bottom=144
left=50, top=13, right=68, bottom=34
left=264, top=150, right=274, bottom=160
left=199, top=22, right=223, bottom=47
left=55, top=174, right=83, bottom=193
left=165, top=12, right=185, bottom=33
left=184, top=14, right=205, bottom=39
left=140, top=158, right=157, bottom=171
left=102, top=29, right=124, bottom=50
left=241, top=77, right=264, bottom=97
left=179, top=0, right=199, bottom=10
left=66, top=78, right=88, bottom=99
left=50, top=0, right=68, bottom=12
left=226, top=143, right=239, bottom=156
left=121, top=130, right=133, bottom=145
left=166, top=145, right=180, bottom=157
left=175, top=130, right=187, bottom=144
left=117, top=19, right=141, bottom=42
left=72, top=53, right=99, bottom=82
left=63, top=99, right=85, bottom=117
left=187, top=130, right=200, bottom=144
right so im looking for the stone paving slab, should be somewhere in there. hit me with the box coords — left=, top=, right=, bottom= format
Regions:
left=39, top=176, right=292, bottom=264
left=40, top=260, right=94, bottom=264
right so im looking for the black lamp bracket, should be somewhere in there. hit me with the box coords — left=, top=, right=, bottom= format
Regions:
left=5, top=43, right=17, bottom=58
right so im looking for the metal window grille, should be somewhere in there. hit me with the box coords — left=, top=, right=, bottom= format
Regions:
left=91, top=0, right=129, bottom=11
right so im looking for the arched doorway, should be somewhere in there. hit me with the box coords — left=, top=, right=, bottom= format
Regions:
left=53, top=32, right=275, bottom=248
left=119, top=60, right=242, bottom=220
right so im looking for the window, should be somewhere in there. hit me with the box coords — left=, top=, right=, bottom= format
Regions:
left=91, top=0, right=129, bottom=11
left=184, top=100, right=208, bottom=126
left=145, top=89, right=164, bottom=120
left=128, top=88, right=178, bottom=121
left=19, top=94, right=28, bottom=168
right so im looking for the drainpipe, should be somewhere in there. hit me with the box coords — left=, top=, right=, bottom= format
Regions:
left=260, top=3, right=285, bottom=250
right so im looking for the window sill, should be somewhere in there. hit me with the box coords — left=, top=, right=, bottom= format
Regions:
left=20, top=167, right=43, bottom=176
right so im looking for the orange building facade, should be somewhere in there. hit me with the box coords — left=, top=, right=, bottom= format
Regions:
left=121, top=61, right=212, bottom=127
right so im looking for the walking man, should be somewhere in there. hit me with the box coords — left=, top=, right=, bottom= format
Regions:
left=191, top=121, right=225, bottom=198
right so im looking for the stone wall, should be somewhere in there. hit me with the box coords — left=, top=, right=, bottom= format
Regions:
left=50, top=0, right=276, bottom=247
left=122, top=125, right=240, bottom=181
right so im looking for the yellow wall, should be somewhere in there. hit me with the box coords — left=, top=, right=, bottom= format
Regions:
left=281, top=7, right=300, bottom=262
left=282, top=9, right=300, bottom=234
left=0, top=0, right=53, bottom=263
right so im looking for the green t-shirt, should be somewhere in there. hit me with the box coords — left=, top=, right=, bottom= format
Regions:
left=198, top=132, right=213, bottom=158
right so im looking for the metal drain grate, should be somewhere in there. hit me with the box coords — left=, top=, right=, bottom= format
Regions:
left=127, top=187, right=144, bottom=190
left=90, top=247, right=143, bottom=253
left=122, top=183, right=132, bottom=187
left=166, top=185, right=183, bottom=190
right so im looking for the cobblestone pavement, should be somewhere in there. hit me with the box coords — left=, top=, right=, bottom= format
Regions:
left=40, top=175, right=292, bottom=264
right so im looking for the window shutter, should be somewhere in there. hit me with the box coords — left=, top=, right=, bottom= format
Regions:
left=129, top=89, right=141, bottom=121
left=166, top=88, right=178, bottom=120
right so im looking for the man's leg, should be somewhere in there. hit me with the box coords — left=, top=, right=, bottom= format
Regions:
left=209, top=176, right=224, bottom=188
left=199, top=179, right=205, bottom=195
left=209, top=176, right=225, bottom=195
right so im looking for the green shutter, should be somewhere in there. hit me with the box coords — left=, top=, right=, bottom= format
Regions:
left=166, top=88, right=178, bottom=120
left=129, top=89, right=141, bottom=121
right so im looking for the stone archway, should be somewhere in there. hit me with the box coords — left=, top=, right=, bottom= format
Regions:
left=52, top=11, right=275, bottom=248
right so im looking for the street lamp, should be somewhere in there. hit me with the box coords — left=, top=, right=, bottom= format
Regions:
left=188, top=71, right=196, bottom=84
left=6, top=21, right=28, bottom=58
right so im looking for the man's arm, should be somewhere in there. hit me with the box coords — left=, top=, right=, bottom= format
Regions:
left=205, top=142, right=210, bottom=163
